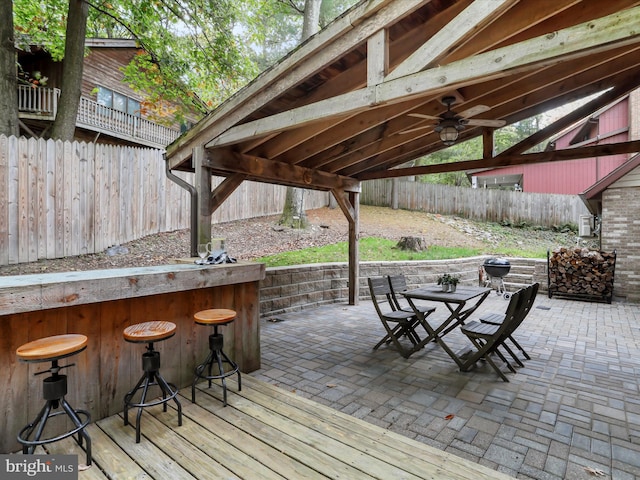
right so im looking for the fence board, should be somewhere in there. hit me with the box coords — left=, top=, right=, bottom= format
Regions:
left=18, top=137, right=29, bottom=263
left=0, top=136, right=8, bottom=265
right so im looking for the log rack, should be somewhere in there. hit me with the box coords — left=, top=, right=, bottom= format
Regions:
left=547, top=248, right=616, bottom=304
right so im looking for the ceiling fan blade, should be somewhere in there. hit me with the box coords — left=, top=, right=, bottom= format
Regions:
left=407, top=113, right=439, bottom=121
left=397, top=125, right=433, bottom=135
left=457, top=104, right=490, bottom=119
left=465, top=118, right=506, bottom=128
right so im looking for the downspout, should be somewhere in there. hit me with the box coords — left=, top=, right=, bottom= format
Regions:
left=164, top=155, right=198, bottom=257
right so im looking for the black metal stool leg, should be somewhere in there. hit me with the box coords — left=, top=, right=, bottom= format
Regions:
left=123, top=341, right=181, bottom=443
left=192, top=326, right=241, bottom=405
left=124, top=370, right=149, bottom=427
left=156, top=372, right=182, bottom=426
left=60, top=398, right=92, bottom=465
left=220, top=349, right=241, bottom=392
left=19, top=402, right=53, bottom=454
left=18, top=360, right=92, bottom=465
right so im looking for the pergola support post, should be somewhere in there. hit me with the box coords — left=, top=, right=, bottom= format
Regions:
left=332, top=188, right=360, bottom=305
left=194, top=145, right=212, bottom=246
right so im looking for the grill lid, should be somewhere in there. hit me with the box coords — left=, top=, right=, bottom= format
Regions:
left=483, top=257, right=511, bottom=267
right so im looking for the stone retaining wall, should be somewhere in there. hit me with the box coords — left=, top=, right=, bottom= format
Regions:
left=260, top=256, right=547, bottom=317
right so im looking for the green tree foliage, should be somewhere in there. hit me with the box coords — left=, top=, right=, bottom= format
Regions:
left=12, top=0, right=259, bottom=127
left=11, top=0, right=357, bottom=130
left=243, top=0, right=357, bottom=71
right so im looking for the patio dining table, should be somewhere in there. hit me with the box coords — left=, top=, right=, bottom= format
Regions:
left=403, top=285, right=491, bottom=365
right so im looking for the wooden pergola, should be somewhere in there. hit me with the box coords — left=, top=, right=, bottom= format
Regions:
left=165, top=0, right=640, bottom=304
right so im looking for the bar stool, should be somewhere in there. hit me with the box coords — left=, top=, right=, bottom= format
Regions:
left=123, top=321, right=182, bottom=443
left=192, top=309, right=241, bottom=405
left=16, top=334, right=92, bottom=466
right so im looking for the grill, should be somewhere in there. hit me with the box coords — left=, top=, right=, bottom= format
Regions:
left=482, top=258, right=511, bottom=298
left=483, top=258, right=511, bottom=278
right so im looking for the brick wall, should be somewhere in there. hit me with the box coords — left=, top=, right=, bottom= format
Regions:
left=260, top=256, right=547, bottom=317
left=601, top=186, right=640, bottom=302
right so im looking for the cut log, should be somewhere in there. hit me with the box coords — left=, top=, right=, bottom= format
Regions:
left=396, top=236, right=426, bottom=252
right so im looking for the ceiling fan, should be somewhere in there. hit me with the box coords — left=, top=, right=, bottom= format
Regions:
left=400, top=96, right=506, bottom=145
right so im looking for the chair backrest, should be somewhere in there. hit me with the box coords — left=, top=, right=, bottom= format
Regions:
left=460, top=288, right=526, bottom=369
left=503, top=282, right=539, bottom=338
left=387, top=275, right=409, bottom=310
left=486, top=287, right=525, bottom=341
left=367, top=277, right=395, bottom=316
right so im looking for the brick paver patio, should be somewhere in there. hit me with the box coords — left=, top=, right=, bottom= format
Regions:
left=252, top=292, right=640, bottom=479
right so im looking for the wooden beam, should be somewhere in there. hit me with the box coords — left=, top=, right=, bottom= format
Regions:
left=208, top=173, right=247, bottom=215
left=166, top=0, right=426, bottom=167
left=357, top=140, right=640, bottom=180
left=206, top=6, right=640, bottom=149
left=385, top=0, right=515, bottom=81
left=194, top=146, right=212, bottom=246
left=367, top=29, right=388, bottom=86
left=205, top=151, right=361, bottom=193
left=498, top=76, right=640, bottom=156
left=332, top=189, right=360, bottom=305
left=339, top=51, right=640, bottom=177
left=482, top=129, right=495, bottom=159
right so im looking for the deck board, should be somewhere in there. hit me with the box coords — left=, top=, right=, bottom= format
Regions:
left=25, top=376, right=514, bottom=479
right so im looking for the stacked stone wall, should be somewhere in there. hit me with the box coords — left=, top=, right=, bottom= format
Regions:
left=260, top=256, right=547, bottom=317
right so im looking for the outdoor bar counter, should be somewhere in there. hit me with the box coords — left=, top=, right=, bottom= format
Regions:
left=0, top=261, right=265, bottom=453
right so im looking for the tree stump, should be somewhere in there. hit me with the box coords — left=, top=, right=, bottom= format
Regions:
left=396, top=236, right=426, bottom=252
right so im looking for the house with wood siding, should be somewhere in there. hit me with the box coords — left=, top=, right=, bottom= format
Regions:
left=468, top=90, right=639, bottom=194
left=17, top=39, right=202, bottom=149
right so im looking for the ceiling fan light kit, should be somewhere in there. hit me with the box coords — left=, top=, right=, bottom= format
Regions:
left=436, top=96, right=464, bottom=145
left=434, top=118, right=465, bottom=146
left=401, top=94, right=505, bottom=145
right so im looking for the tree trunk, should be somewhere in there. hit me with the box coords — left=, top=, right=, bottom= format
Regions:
left=278, top=0, right=322, bottom=228
left=279, top=186, right=308, bottom=228
left=396, top=236, right=427, bottom=252
left=49, top=0, right=89, bottom=141
left=0, top=0, right=19, bottom=137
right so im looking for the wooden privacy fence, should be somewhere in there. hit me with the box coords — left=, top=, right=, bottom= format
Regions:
left=1, top=135, right=591, bottom=267
left=361, top=178, right=590, bottom=226
left=0, top=136, right=327, bottom=266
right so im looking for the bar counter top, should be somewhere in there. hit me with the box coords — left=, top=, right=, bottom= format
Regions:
left=0, top=261, right=265, bottom=315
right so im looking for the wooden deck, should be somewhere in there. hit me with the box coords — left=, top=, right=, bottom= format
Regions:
left=42, top=376, right=514, bottom=479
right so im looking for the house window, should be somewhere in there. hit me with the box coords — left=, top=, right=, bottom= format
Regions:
left=96, top=87, right=141, bottom=117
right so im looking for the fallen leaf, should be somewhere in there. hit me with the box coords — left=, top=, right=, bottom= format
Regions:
left=584, top=466, right=606, bottom=476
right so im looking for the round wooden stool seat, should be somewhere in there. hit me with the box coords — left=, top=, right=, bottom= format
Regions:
left=194, top=308, right=236, bottom=326
left=17, top=334, right=88, bottom=363
left=123, top=321, right=176, bottom=343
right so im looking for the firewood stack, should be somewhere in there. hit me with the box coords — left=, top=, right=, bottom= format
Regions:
left=548, top=247, right=616, bottom=302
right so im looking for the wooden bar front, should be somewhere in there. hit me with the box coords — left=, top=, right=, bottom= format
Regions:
left=0, top=262, right=265, bottom=453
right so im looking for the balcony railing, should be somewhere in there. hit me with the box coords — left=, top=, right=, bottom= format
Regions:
left=18, top=85, right=180, bottom=148
left=18, top=85, right=60, bottom=119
